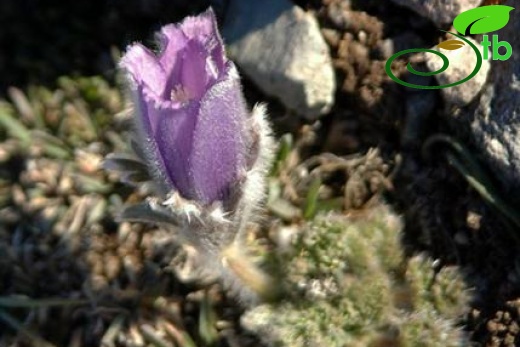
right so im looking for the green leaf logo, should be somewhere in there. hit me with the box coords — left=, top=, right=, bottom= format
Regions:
left=453, top=5, right=514, bottom=35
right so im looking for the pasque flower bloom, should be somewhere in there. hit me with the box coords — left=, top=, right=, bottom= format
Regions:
left=120, top=8, right=250, bottom=205
left=109, top=8, right=276, bottom=302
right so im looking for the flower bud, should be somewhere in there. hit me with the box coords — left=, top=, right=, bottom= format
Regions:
left=120, top=8, right=252, bottom=205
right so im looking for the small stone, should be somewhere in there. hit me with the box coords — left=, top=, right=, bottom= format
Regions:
left=389, top=0, right=481, bottom=26
left=222, top=0, right=335, bottom=119
left=425, top=37, right=490, bottom=107
left=466, top=211, right=482, bottom=231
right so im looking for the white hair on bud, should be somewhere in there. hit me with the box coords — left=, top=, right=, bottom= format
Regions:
left=235, top=103, right=276, bottom=243
left=163, top=191, right=202, bottom=223
left=209, top=204, right=231, bottom=224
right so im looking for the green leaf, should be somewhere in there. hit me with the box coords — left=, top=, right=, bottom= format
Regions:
left=303, top=177, right=321, bottom=220
left=270, top=133, right=293, bottom=176
left=453, top=5, right=514, bottom=35
left=437, top=39, right=465, bottom=50
left=0, top=103, right=31, bottom=144
left=199, top=290, right=218, bottom=346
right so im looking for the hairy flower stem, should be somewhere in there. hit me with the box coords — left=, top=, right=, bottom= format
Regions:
left=221, top=244, right=281, bottom=302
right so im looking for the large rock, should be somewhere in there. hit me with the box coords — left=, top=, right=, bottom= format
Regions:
left=425, top=37, right=490, bottom=107
left=389, top=0, right=481, bottom=26
left=450, top=3, right=520, bottom=200
left=221, top=0, right=335, bottom=119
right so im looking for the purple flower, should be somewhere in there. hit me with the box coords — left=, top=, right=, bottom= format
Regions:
left=120, top=8, right=250, bottom=205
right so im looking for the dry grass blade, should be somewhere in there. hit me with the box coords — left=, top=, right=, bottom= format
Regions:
left=100, top=315, right=126, bottom=347
left=162, top=321, right=197, bottom=347
left=8, top=87, right=36, bottom=125
left=139, top=324, right=174, bottom=347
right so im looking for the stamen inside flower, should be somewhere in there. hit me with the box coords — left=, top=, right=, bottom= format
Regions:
left=170, top=85, right=192, bottom=104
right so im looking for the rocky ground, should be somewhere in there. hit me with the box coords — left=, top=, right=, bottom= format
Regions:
left=1, top=0, right=519, bottom=346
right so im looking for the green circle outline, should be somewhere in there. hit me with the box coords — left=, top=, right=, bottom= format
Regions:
left=384, top=30, right=483, bottom=90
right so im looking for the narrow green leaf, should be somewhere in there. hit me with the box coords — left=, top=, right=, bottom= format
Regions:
left=199, top=290, right=218, bottom=346
left=304, top=177, right=322, bottom=220
left=0, top=104, right=31, bottom=144
left=270, top=133, right=293, bottom=176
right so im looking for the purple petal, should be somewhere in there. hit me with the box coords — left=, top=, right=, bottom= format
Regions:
left=179, top=8, right=226, bottom=78
left=157, top=9, right=225, bottom=101
left=131, top=86, right=173, bottom=194
left=179, top=40, right=210, bottom=101
left=133, top=85, right=198, bottom=197
left=189, top=64, right=248, bottom=203
left=156, top=25, right=188, bottom=99
left=154, top=103, right=198, bottom=198
left=120, top=44, right=166, bottom=99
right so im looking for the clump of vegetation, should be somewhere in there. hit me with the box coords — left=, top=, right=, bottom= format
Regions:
left=242, top=203, right=470, bottom=347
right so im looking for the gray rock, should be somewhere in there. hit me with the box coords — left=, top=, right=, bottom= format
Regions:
left=389, top=0, right=481, bottom=26
left=425, top=37, right=490, bottom=107
left=222, top=0, right=335, bottom=119
left=449, top=3, right=520, bottom=200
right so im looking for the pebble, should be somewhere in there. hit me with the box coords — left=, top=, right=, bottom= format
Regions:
left=424, top=36, right=490, bottom=107
left=222, top=0, right=335, bottom=119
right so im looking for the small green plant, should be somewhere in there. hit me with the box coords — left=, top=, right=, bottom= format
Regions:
left=242, top=203, right=470, bottom=347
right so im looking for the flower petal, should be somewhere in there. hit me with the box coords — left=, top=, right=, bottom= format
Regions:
left=157, top=25, right=188, bottom=99
left=154, top=102, right=199, bottom=199
left=179, top=40, right=210, bottom=101
left=189, top=64, right=248, bottom=203
left=130, top=86, right=174, bottom=194
left=157, top=9, right=224, bottom=102
left=120, top=44, right=166, bottom=98
left=180, top=8, right=226, bottom=77
left=131, top=83, right=199, bottom=198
